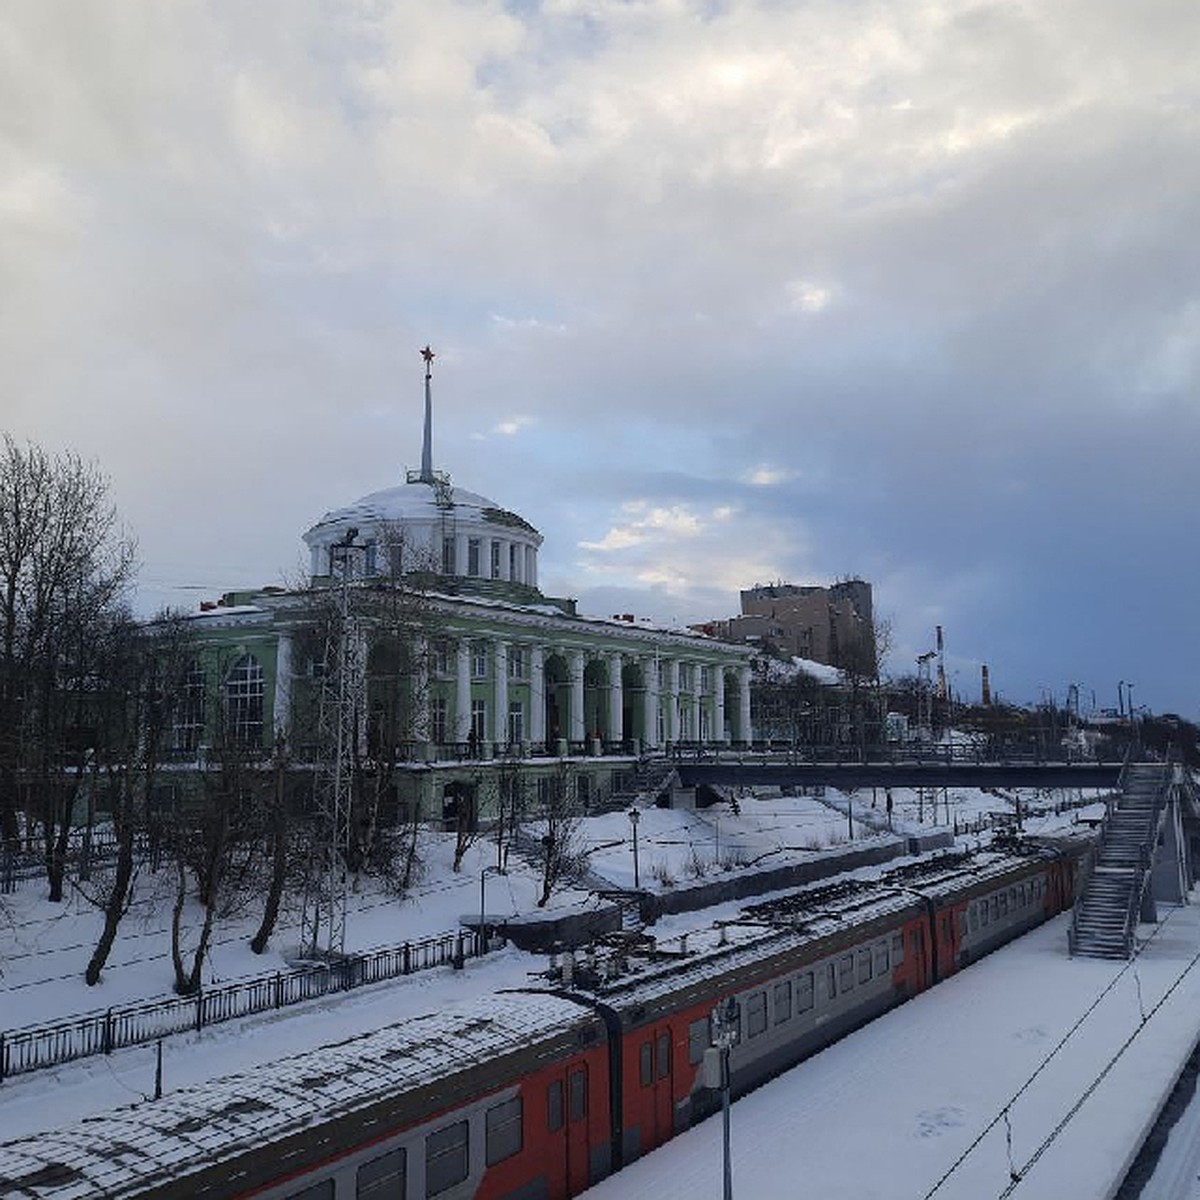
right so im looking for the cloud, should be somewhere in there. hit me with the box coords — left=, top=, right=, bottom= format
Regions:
left=747, top=466, right=791, bottom=486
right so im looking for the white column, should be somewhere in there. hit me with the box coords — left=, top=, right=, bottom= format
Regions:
left=530, top=644, right=545, bottom=745
left=455, top=531, right=468, bottom=576
left=454, top=640, right=471, bottom=742
left=715, top=667, right=728, bottom=743
left=493, top=640, right=508, bottom=745
left=738, top=664, right=753, bottom=743
left=608, top=652, right=623, bottom=742
left=643, top=656, right=659, bottom=748
left=527, top=545, right=537, bottom=589
left=273, top=633, right=293, bottom=738
left=569, top=649, right=586, bottom=742
left=665, top=659, right=680, bottom=742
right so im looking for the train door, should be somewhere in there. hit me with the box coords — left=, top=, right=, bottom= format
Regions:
left=909, top=921, right=931, bottom=990
left=637, top=1024, right=675, bottom=1152
left=545, top=1064, right=591, bottom=1198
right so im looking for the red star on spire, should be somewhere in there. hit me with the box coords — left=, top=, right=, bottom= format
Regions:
left=421, top=345, right=435, bottom=365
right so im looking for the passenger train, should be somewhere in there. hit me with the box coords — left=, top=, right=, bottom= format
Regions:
left=0, top=832, right=1092, bottom=1200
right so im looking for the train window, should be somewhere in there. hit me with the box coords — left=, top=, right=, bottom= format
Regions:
left=1010, top=887, right=1018, bottom=909
left=826, top=962, right=837, bottom=1001
left=689, top=1018, right=709, bottom=1065
left=486, top=1097, right=523, bottom=1166
left=640, top=1041, right=653, bottom=1087
left=287, top=1183, right=334, bottom=1200
left=569, top=1067, right=588, bottom=1122
left=797, top=972, right=814, bottom=1013
left=958, top=912, right=968, bottom=939
left=857, top=949, right=872, bottom=985
left=998, top=892, right=1008, bottom=916
left=990, top=896, right=999, bottom=922
left=980, top=900, right=989, bottom=926
left=969, top=905, right=979, bottom=933
left=747, top=991, right=768, bottom=1038
left=357, top=1147, right=406, bottom=1198
left=656, top=1032, right=671, bottom=1079
left=838, top=955, right=855, bottom=992
left=874, top=942, right=889, bottom=974
left=891, top=934, right=904, bottom=964
left=547, top=1080, right=564, bottom=1132
left=425, top=1121, right=469, bottom=1198
left=774, top=979, right=792, bottom=1024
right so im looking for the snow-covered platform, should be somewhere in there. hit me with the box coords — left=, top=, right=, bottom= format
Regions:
left=584, top=901, right=1200, bottom=1200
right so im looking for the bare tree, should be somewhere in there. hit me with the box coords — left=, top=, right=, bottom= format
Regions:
left=534, top=760, right=583, bottom=907
left=83, top=610, right=194, bottom=984
left=0, top=436, right=136, bottom=896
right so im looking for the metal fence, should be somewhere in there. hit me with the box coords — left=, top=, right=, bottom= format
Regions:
left=0, top=928, right=482, bottom=1082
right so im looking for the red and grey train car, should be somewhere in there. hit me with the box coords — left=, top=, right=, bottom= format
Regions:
left=0, top=834, right=1091, bottom=1200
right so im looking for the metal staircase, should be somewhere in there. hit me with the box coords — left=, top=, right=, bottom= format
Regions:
left=1070, top=762, right=1170, bottom=959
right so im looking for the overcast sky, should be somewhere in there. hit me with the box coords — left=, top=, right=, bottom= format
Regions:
left=3, top=1, right=1197, bottom=716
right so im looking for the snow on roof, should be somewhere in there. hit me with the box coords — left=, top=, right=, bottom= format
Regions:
left=0, top=992, right=589, bottom=1199
left=759, top=655, right=843, bottom=685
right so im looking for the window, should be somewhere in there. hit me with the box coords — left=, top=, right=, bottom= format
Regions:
left=224, top=655, right=264, bottom=747
left=172, top=660, right=206, bottom=752
left=431, top=697, right=448, bottom=744
left=969, top=905, right=979, bottom=933
left=490, top=540, right=502, bottom=579
left=357, top=1147, right=405, bottom=1198
left=509, top=543, right=518, bottom=581
left=576, top=775, right=591, bottom=807
left=991, top=896, right=1000, bottom=922
left=288, top=1183, right=334, bottom=1200
left=364, top=542, right=378, bottom=575
left=874, top=942, right=890, bottom=975
left=797, top=972, right=815, bottom=1013
left=700, top=665, right=711, bottom=692
left=425, top=1122, right=469, bottom=1197
left=857, top=948, right=873, bottom=985
left=981, top=900, right=990, bottom=927
left=838, top=955, right=855, bottom=992
left=547, top=1080, right=564, bottom=1132
left=747, top=991, right=768, bottom=1038
left=508, top=700, right=524, bottom=745
left=826, top=962, right=837, bottom=1001
left=569, top=1068, right=588, bottom=1122
left=891, top=934, right=904, bottom=964
left=640, top=1041, right=653, bottom=1087
left=442, top=536, right=456, bottom=575
left=688, top=1018, right=709, bottom=1065
left=471, top=699, right=487, bottom=744
left=656, top=1032, right=670, bottom=1079
left=467, top=538, right=481, bottom=577
left=774, top=979, right=792, bottom=1024
left=471, top=642, right=488, bottom=679
left=998, top=892, right=1008, bottom=917
left=433, top=641, right=452, bottom=676
left=486, top=1097, right=523, bottom=1166
left=508, top=647, right=525, bottom=679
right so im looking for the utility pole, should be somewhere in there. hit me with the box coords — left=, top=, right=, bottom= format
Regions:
left=303, top=528, right=364, bottom=958
left=711, top=996, right=739, bottom=1200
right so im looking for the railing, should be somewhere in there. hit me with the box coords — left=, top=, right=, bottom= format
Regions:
left=0, top=928, right=484, bottom=1083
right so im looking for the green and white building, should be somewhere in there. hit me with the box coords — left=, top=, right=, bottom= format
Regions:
left=181, top=356, right=754, bottom=817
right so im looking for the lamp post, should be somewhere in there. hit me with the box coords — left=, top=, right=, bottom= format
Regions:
left=628, top=807, right=641, bottom=889
left=711, top=996, right=739, bottom=1200
left=479, top=865, right=504, bottom=956
left=1118, top=680, right=1127, bottom=718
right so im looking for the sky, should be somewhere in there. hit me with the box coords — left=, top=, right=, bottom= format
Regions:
left=2, top=0, right=1198, bottom=717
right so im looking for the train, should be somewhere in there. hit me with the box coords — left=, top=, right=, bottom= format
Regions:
left=0, top=830, right=1092, bottom=1200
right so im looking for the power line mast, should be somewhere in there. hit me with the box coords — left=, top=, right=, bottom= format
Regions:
left=302, top=528, right=365, bottom=957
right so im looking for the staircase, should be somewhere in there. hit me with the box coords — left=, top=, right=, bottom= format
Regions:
left=594, top=758, right=680, bottom=814
left=1070, top=763, right=1169, bottom=959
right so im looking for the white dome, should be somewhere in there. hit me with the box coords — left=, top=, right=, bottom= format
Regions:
left=304, top=481, right=504, bottom=539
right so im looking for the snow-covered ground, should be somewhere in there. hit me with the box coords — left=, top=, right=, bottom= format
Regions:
left=0, top=787, right=1110, bottom=1159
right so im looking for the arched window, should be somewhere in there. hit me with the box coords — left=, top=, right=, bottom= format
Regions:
left=224, top=655, right=264, bottom=747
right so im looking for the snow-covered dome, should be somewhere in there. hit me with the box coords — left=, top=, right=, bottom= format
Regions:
left=303, top=348, right=544, bottom=597
left=303, top=477, right=543, bottom=594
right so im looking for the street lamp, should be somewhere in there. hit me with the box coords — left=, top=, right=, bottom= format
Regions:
left=479, top=865, right=504, bottom=956
left=628, top=807, right=641, bottom=890
left=710, top=995, right=739, bottom=1200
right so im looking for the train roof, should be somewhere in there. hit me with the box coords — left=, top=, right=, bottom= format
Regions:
left=0, top=992, right=590, bottom=1200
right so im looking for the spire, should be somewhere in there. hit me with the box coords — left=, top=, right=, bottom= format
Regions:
left=419, top=344, right=435, bottom=483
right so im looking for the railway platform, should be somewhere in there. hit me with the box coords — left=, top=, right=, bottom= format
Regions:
left=583, top=900, right=1200, bottom=1200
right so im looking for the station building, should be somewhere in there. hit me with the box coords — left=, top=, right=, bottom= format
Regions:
left=179, top=354, right=755, bottom=818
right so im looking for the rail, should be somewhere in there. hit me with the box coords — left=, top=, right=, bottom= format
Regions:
left=0, top=928, right=485, bottom=1083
